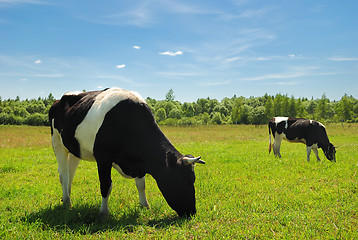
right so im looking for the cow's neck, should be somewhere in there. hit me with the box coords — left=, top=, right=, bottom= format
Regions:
left=138, top=126, right=182, bottom=179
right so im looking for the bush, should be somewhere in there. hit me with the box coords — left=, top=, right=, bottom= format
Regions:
left=24, top=113, right=48, bottom=126
left=0, top=113, right=24, bottom=125
left=168, top=108, right=182, bottom=119
left=156, top=108, right=167, bottom=123
left=161, top=118, right=180, bottom=126
left=210, top=112, right=223, bottom=125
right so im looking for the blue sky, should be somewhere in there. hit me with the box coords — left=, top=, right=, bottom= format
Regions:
left=1, top=0, right=357, bottom=102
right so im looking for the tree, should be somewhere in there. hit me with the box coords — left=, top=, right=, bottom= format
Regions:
left=288, top=96, right=297, bottom=118
left=210, top=112, right=222, bottom=124
left=306, top=98, right=317, bottom=118
left=264, top=97, right=274, bottom=120
left=205, top=99, right=219, bottom=115
left=273, top=94, right=283, bottom=116
left=281, top=95, right=290, bottom=116
left=317, top=94, right=329, bottom=120
left=182, top=102, right=195, bottom=117
left=231, top=98, right=244, bottom=124
left=213, top=104, right=229, bottom=117
left=337, top=94, right=352, bottom=122
left=165, top=89, right=175, bottom=102
left=296, top=98, right=307, bottom=118
left=168, top=108, right=182, bottom=119
left=239, top=105, right=251, bottom=124
left=156, top=108, right=167, bottom=122
left=249, top=106, right=266, bottom=125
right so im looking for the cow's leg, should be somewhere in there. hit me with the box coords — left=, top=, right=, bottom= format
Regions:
left=52, top=131, right=72, bottom=207
left=57, top=151, right=71, bottom=206
left=312, top=144, right=321, bottom=161
left=306, top=146, right=312, bottom=162
left=68, top=153, right=81, bottom=197
left=135, top=177, right=149, bottom=208
left=97, top=160, right=113, bottom=220
left=273, top=134, right=283, bottom=158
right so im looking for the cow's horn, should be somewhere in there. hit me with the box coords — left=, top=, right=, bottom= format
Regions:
left=183, top=156, right=205, bottom=165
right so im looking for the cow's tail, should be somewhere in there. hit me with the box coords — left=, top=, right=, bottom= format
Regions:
left=268, top=123, right=272, bottom=154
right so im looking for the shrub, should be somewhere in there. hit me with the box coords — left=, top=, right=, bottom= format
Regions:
left=24, top=113, right=48, bottom=126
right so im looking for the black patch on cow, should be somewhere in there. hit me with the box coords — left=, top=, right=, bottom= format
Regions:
left=166, top=151, right=181, bottom=168
left=93, top=99, right=166, bottom=179
left=114, top=153, right=146, bottom=178
left=276, top=121, right=286, bottom=134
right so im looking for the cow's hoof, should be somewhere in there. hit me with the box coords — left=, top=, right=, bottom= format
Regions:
left=140, top=202, right=150, bottom=208
left=61, top=197, right=72, bottom=208
left=99, top=210, right=109, bottom=221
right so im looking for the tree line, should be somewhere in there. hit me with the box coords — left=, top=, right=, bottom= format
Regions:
left=0, top=90, right=357, bottom=126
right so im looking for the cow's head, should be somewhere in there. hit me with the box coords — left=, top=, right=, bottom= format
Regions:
left=323, top=143, right=336, bottom=162
left=156, top=152, right=205, bottom=217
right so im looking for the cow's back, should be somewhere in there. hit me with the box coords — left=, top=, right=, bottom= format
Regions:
left=49, top=88, right=150, bottom=161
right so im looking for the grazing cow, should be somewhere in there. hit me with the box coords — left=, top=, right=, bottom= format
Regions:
left=49, top=88, right=205, bottom=219
left=268, top=117, right=336, bottom=162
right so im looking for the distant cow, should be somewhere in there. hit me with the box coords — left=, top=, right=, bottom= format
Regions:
left=49, top=88, right=205, bottom=219
left=268, top=117, right=336, bottom=162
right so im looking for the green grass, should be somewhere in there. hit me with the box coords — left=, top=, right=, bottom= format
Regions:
left=0, top=124, right=357, bottom=239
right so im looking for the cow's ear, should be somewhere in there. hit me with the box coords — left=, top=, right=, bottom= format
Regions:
left=166, top=151, right=179, bottom=168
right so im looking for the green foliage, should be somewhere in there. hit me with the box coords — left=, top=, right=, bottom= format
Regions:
left=1, top=92, right=358, bottom=126
left=156, top=108, right=167, bottom=122
left=0, top=93, right=55, bottom=126
left=165, top=89, right=175, bottom=102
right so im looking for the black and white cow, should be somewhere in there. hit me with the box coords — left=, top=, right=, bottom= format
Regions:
left=268, top=117, right=336, bottom=162
left=49, top=88, right=205, bottom=218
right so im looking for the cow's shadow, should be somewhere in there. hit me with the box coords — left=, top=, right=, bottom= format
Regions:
left=23, top=204, right=186, bottom=234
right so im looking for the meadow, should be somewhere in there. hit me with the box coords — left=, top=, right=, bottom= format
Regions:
left=0, top=124, right=357, bottom=239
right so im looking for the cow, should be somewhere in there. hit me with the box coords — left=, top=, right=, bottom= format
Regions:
left=268, top=117, right=336, bottom=162
left=49, top=87, right=205, bottom=219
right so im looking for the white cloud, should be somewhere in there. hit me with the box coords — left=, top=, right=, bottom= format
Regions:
left=20, top=78, right=28, bottom=81
left=156, top=71, right=205, bottom=77
left=96, top=75, right=133, bottom=83
left=34, top=73, right=63, bottom=78
left=225, top=56, right=269, bottom=63
left=328, top=57, right=358, bottom=61
left=241, top=72, right=305, bottom=81
left=225, top=56, right=243, bottom=63
left=289, top=54, right=295, bottom=58
left=159, top=51, right=183, bottom=56
left=116, top=64, right=126, bottom=69
left=275, top=81, right=301, bottom=86
left=196, top=80, right=230, bottom=86
left=133, top=45, right=141, bottom=49
left=34, top=59, right=42, bottom=64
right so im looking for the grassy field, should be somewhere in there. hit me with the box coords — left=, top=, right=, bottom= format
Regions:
left=0, top=124, right=357, bottom=239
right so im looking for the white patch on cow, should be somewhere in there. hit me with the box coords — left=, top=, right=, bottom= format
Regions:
left=64, top=91, right=83, bottom=96
left=274, top=116, right=289, bottom=129
left=52, top=119, right=72, bottom=205
left=99, top=183, right=112, bottom=219
left=310, top=119, right=325, bottom=128
left=112, top=163, right=133, bottom=179
left=135, top=177, right=150, bottom=207
left=284, top=137, right=307, bottom=144
left=307, top=144, right=320, bottom=161
left=74, top=88, right=146, bottom=160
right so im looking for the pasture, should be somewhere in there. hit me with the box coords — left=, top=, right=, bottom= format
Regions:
left=0, top=124, right=357, bottom=239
